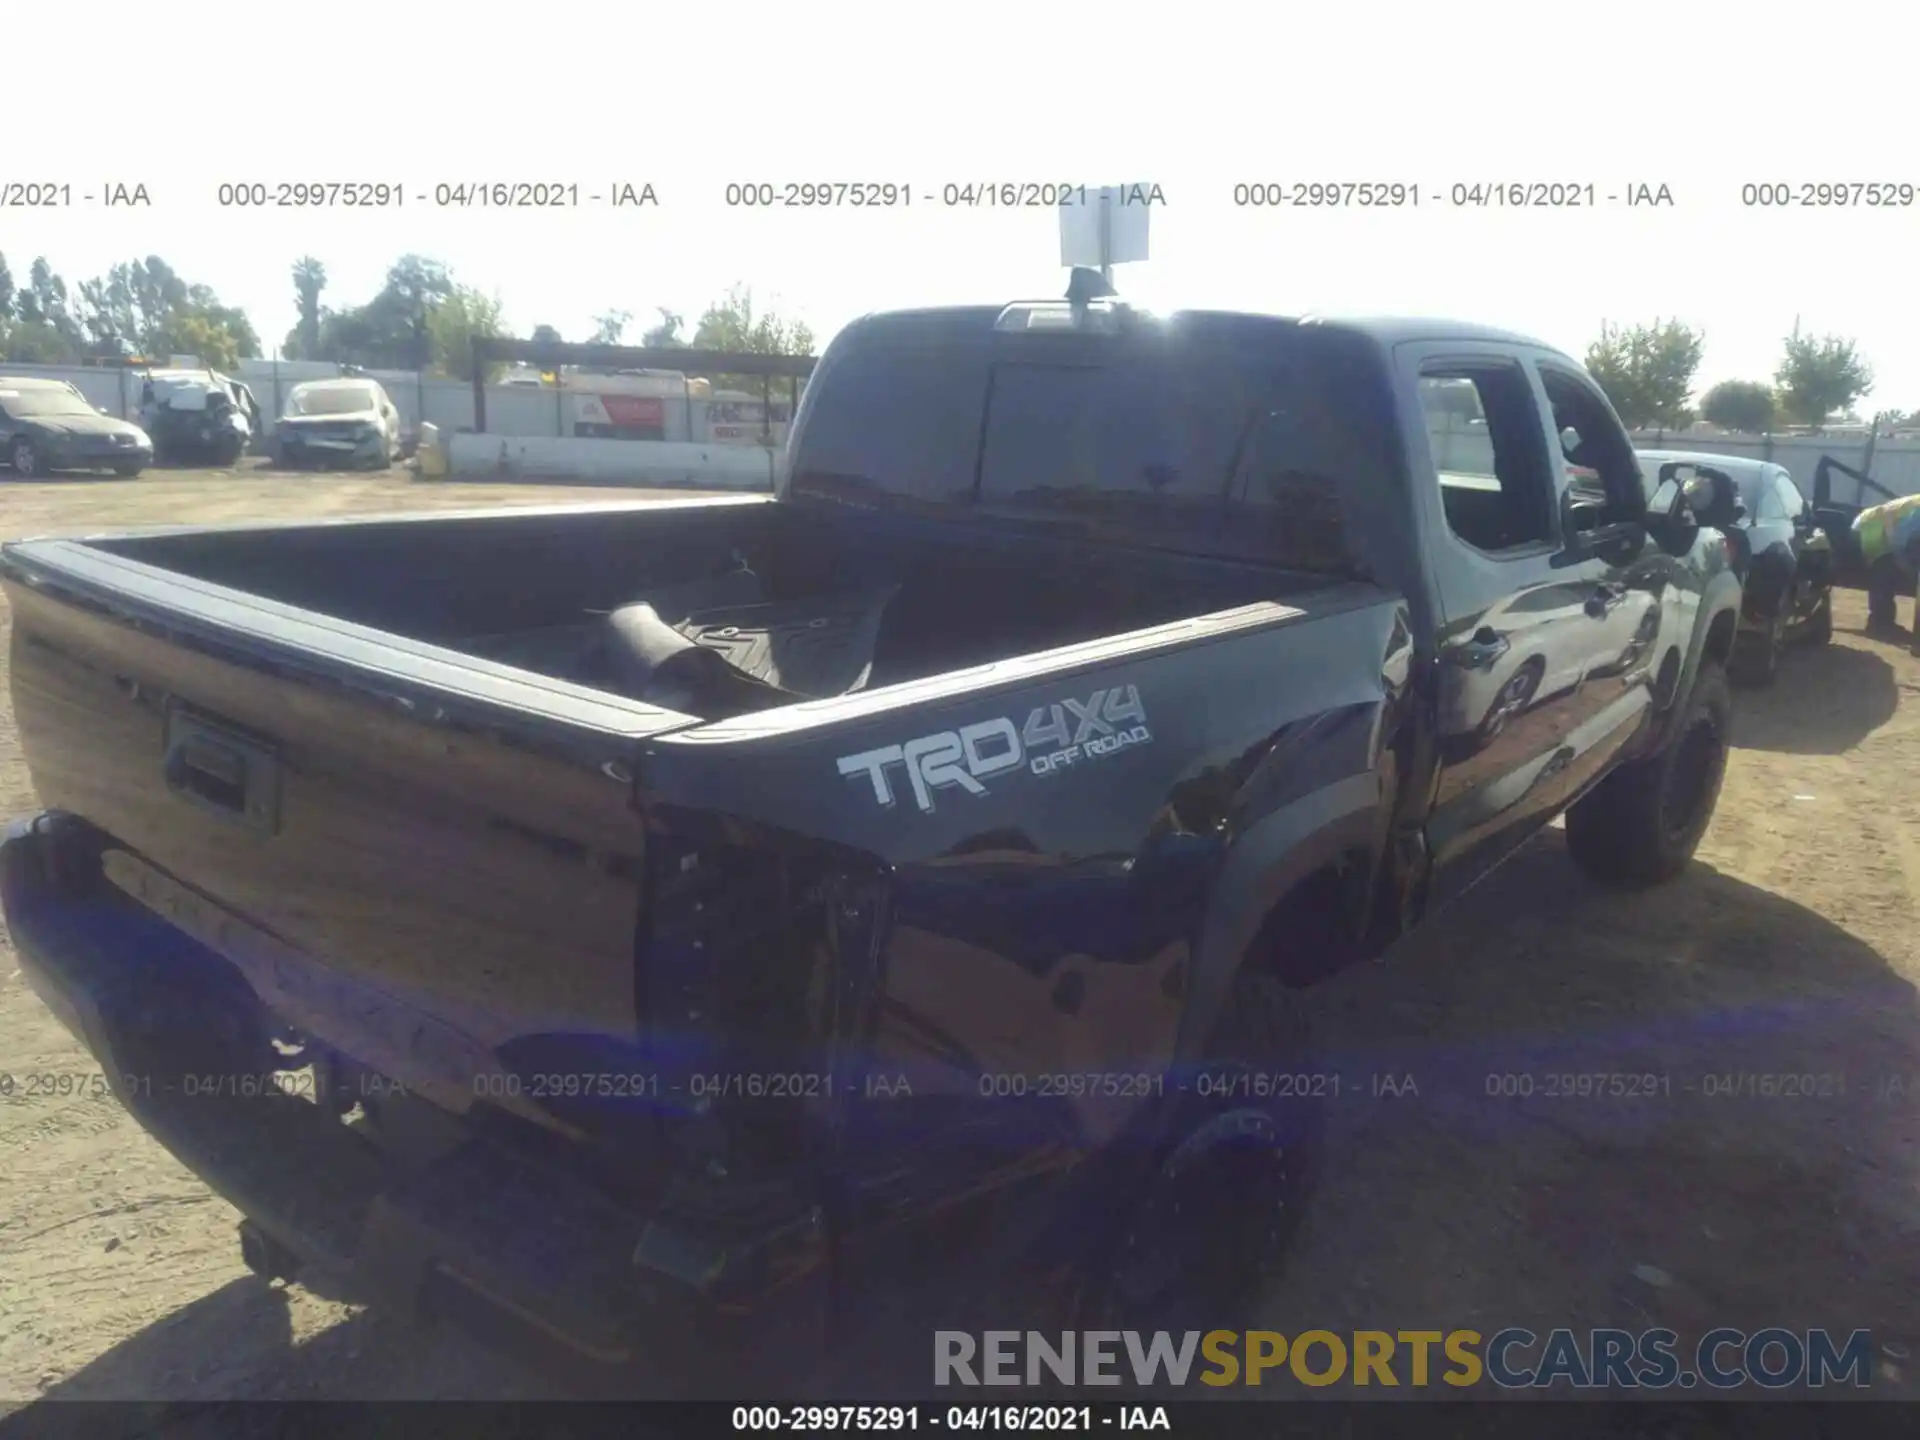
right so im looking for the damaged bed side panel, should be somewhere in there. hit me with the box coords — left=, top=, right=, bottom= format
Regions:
left=635, top=592, right=1410, bottom=1290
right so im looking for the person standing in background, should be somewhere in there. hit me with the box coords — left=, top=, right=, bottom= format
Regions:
left=1856, top=490, right=1920, bottom=654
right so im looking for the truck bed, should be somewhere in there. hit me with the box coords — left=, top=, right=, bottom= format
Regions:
left=0, top=495, right=1360, bottom=1089
left=65, top=495, right=1294, bottom=696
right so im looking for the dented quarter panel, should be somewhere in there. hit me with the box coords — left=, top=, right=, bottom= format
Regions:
left=639, top=585, right=1410, bottom=1280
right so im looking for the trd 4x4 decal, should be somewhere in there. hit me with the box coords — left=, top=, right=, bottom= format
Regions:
left=836, top=685, right=1152, bottom=814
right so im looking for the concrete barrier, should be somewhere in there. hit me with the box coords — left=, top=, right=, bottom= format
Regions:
left=443, top=434, right=779, bottom=490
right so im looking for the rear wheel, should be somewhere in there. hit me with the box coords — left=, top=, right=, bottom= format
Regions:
left=1075, top=970, right=1319, bottom=1333
left=9, top=437, right=41, bottom=477
left=1565, top=662, right=1731, bottom=888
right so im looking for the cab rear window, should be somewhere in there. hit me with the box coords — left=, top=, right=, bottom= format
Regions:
left=788, top=317, right=1392, bottom=572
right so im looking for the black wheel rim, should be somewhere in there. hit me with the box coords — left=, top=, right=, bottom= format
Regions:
left=1096, top=1111, right=1297, bottom=1330
left=1662, top=712, right=1726, bottom=842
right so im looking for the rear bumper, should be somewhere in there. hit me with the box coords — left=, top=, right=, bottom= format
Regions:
left=0, top=811, right=827, bottom=1393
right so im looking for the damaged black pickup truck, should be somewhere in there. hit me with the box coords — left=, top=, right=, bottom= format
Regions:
left=0, top=291, right=1744, bottom=1392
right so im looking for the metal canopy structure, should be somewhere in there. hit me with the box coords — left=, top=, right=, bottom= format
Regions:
left=467, top=335, right=816, bottom=434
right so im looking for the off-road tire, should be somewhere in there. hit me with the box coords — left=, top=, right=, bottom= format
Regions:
left=1075, top=968, right=1320, bottom=1335
left=1566, top=661, right=1731, bottom=889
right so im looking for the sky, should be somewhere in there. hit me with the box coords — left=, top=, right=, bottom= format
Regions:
left=9, top=1, right=1919, bottom=409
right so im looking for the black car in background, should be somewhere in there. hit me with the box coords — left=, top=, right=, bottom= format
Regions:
left=1639, top=448, right=1835, bottom=685
left=0, top=377, right=154, bottom=478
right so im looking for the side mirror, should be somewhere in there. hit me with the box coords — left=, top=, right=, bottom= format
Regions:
left=1658, top=461, right=1740, bottom=530
left=1680, top=473, right=1717, bottom=515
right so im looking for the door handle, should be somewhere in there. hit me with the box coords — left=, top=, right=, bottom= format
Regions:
left=1448, top=627, right=1510, bottom=669
left=1585, top=583, right=1628, bottom=617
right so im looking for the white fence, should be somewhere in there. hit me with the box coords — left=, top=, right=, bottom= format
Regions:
left=0, top=360, right=798, bottom=448
left=442, top=434, right=777, bottom=489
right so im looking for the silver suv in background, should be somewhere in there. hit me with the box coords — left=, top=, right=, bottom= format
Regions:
left=270, top=378, right=402, bottom=470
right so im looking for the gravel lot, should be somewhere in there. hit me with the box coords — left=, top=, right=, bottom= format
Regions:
left=0, top=464, right=1916, bottom=1409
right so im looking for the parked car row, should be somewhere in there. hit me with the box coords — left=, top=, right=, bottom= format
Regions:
left=2, top=372, right=406, bottom=477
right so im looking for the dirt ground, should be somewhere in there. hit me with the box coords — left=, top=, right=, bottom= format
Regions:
left=0, top=464, right=1917, bottom=1408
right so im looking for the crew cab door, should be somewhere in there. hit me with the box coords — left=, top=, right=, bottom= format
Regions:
left=1407, top=346, right=1661, bottom=905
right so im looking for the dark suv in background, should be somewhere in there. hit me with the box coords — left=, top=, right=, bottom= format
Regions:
left=1639, top=449, right=1835, bottom=685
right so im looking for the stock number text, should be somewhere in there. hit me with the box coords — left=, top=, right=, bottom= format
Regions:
left=217, top=182, right=404, bottom=207
left=1741, top=182, right=1918, bottom=207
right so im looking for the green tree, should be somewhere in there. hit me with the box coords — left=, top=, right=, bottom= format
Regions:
left=285, top=256, right=327, bottom=359
left=2, top=257, right=83, bottom=360
left=0, top=253, right=13, bottom=322
left=429, top=285, right=508, bottom=381
left=15, top=257, right=85, bottom=349
left=73, top=256, right=257, bottom=363
left=154, top=311, right=245, bottom=371
left=1585, top=319, right=1703, bottom=430
left=530, top=323, right=563, bottom=348
left=692, top=285, right=814, bottom=357
left=1774, top=325, right=1873, bottom=433
left=2, top=320, right=80, bottom=364
left=591, top=308, right=631, bottom=345
left=315, top=254, right=456, bottom=368
left=641, top=307, right=686, bottom=348
left=1698, top=379, right=1776, bottom=434
left=690, top=286, right=814, bottom=395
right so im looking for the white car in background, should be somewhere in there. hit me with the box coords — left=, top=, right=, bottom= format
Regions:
left=270, top=377, right=402, bottom=469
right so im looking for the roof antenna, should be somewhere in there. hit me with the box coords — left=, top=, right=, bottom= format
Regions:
left=1066, top=265, right=1117, bottom=321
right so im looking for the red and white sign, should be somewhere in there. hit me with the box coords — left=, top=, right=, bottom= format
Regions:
left=599, top=394, right=665, bottom=428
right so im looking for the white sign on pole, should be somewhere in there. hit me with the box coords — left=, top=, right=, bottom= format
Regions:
left=1058, top=184, right=1155, bottom=272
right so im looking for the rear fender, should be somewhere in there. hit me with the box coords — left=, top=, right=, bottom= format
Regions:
left=1174, top=771, right=1384, bottom=1064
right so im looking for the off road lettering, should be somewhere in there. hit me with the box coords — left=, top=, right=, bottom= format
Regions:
left=837, top=685, right=1153, bottom=813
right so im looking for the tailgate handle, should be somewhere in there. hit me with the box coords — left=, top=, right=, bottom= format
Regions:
left=164, top=714, right=281, bottom=835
